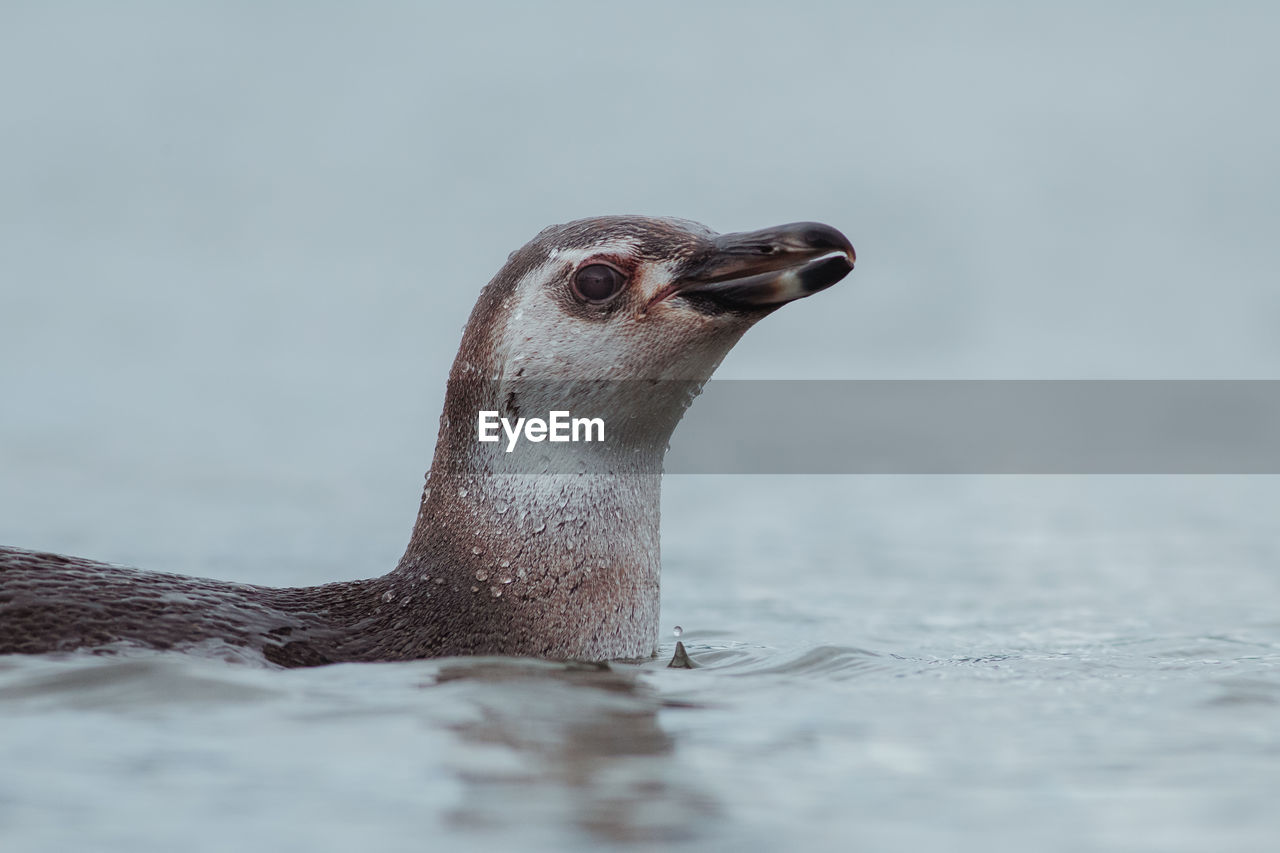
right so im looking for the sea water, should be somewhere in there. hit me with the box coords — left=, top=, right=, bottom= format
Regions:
left=2, top=477, right=1278, bottom=852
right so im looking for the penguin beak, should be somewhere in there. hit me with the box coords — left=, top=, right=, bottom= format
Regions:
left=652, top=222, right=856, bottom=310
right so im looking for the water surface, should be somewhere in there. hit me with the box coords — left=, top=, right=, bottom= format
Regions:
left=3, top=478, right=1279, bottom=851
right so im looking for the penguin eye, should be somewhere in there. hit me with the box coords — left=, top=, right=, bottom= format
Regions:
left=571, top=263, right=627, bottom=304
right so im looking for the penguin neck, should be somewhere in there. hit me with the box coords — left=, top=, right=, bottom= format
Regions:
left=390, top=379, right=670, bottom=659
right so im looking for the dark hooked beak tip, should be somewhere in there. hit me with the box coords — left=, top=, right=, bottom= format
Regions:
left=656, top=221, right=856, bottom=310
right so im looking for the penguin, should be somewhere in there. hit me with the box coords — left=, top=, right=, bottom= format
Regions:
left=0, top=216, right=855, bottom=666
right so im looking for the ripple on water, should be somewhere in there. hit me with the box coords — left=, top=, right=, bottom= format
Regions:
left=652, top=635, right=902, bottom=681
left=0, top=650, right=281, bottom=711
